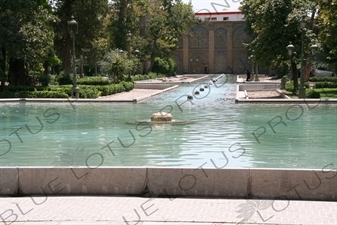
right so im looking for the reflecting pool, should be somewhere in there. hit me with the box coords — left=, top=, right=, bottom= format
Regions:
left=0, top=75, right=336, bottom=168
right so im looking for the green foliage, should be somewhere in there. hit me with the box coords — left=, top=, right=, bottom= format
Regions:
left=78, top=86, right=102, bottom=98
left=285, top=81, right=309, bottom=92
left=0, top=0, right=57, bottom=85
left=306, top=89, right=320, bottom=98
left=314, top=82, right=337, bottom=88
left=152, top=57, right=169, bottom=75
left=109, top=0, right=195, bottom=73
left=314, top=88, right=337, bottom=98
left=99, top=49, right=136, bottom=82
left=309, top=77, right=337, bottom=83
left=121, top=81, right=134, bottom=91
left=0, top=90, right=69, bottom=98
left=52, top=0, right=109, bottom=75
left=285, top=81, right=295, bottom=92
left=240, top=0, right=318, bottom=69
left=167, top=58, right=177, bottom=76
left=317, top=0, right=337, bottom=66
left=0, top=80, right=134, bottom=99
left=132, top=73, right=158, bottom=81
left=37, top=74, right=51, bottom=86
left=56, top=75, right=73, bottom=85
left=152, top=57, right=176, bottom=76
left=77, top=76, right=111, bottom=85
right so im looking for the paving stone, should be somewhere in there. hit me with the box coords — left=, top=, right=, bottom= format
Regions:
left=0, top=197, right=336, bottom=225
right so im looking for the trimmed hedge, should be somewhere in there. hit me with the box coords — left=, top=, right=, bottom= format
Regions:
left=0, top=90, right=69, bottom=98
left=306, top=89, right=320, bottom=98
left=314, top=82, right=337, bottom=88
left=309, top=77, right=337, bottom=83
left=0, top=81, right=134, bottom=99
left=285, top=81, right=309, bottom=92
left=56, top=75, right=73, bottom=85
left=77, top=76, right=111, bottom=85
left=78, top=86, right=102, bottom=98
left=132, top=73, right=158, bottom=81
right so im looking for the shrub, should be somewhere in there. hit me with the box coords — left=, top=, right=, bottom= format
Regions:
left=152, top=57, right=176, bottom=76
left=77, top=76, right=111, bottom=85
left=132, top=74, right=150, bottom=81
left=306, top=89, right=320, bottom=98
left=115, top=83, right=125, bottom=93
left=37, top=74, right=51, bottom=86
left=167, top=58, right=177, bottom=76
left=0, top=90, right=68, bottom=98
left=285, top=81, right=309, bottom=92
left=285, top=81, right=294, bottom=92
left=29, top=91, right=69, bottom=98
left=309, top=77, right=337, bottom=83
left=121, top=81, right=134, bottom=91
left=57, top=75, right=73, bottom=85
left=314, top=82, right=337, bottom=88
left=79, top=86, right=101, bottom=98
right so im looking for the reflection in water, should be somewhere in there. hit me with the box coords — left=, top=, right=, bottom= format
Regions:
left=0, top=75, right=336, bottom=168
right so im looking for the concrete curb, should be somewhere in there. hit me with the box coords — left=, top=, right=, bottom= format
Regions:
left=1, top=167, right=336, bottom=200
left=235, top=98, right=337, bottom=103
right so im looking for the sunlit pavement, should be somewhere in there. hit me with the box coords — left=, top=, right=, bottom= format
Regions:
left=0, top=196, right=336, bottom=224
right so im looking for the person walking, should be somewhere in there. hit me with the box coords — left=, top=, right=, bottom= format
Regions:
left=246, top=69, right=251, bottom=81
left=204, top=65, right=208, bottom=74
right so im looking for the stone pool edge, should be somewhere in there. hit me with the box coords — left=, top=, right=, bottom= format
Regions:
left=1, top=167, right=336, bottom=201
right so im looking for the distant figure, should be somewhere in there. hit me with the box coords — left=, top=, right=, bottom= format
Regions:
left=204, top=65, right=208, bottom=74
left=246, top=70, right=251, bottom=81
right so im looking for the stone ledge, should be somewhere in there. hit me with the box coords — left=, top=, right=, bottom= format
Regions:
left=17, top=167, right=146, bottom=195
left=1, top=167, right=336, bottom=200
left=147, top=168, right=249, bottom=197
left=0, top=167, right=18, bottom=195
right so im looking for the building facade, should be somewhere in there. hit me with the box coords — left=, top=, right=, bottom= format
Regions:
left=173, top=12, right=249, bottom=75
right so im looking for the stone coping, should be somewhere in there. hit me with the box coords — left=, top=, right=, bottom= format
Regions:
left=236, top=98, right=337, bottom=103
left=1, top=167, right=336, bottom=200
left=235, top=79, right=337, bottom=103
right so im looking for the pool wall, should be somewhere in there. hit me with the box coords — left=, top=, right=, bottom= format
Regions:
left=1, top=167, right=336, bottom=200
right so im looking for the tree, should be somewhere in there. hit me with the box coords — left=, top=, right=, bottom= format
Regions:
left=0, top=0, right=55, bottom=87
left=99, top=49, right=136, bottom=82
left=317, top=0, right=337, bottom=70
left=108, top=0, right=196, bottom=74
left=240, top=0, right=318, bottom=78
left=51, top=0, right=109, bottom=75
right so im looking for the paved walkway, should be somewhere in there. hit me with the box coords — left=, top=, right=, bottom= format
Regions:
left=96, top=75, right=208, bottom=101
left=0, top=196, right=336, bottom=224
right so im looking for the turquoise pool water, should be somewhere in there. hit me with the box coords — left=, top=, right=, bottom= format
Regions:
left=0, top=75, right=336, bottom=168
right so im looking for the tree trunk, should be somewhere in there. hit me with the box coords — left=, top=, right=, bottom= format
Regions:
left=43, top=61, right=49, bottom=76
left=1, top=46, right=6, bottom=91
left=62, top=0, right=73, bottom=76
left=9, top=58, right=28, bottom=86
left=291, top=60, right=298, bottom=91
left=149, top=39, right=157, bottom=73
left=64, top=34, right=72, bottom=76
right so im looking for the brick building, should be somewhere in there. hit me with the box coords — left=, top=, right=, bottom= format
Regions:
left=173, top=11, right=249, bottom=74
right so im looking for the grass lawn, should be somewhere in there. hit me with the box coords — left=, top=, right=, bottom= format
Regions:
left=314, top=88, right=337, bottom=98
left=281, top=88, right=337, bottom=99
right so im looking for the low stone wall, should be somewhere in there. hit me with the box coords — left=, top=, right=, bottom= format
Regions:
left=238, top=84, right=281, bottom=91
left=1, top=167, right=336, bottom=201
left=134, top=83, right=176, bottom=90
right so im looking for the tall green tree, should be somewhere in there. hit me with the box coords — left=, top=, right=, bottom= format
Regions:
left=317, top=0, right=337, bottom=70
left=0, top=0, right=55, bottom=87
left=51, top=0, right=109, bottom=75
left=109, top=0, right=196, bottom=74
left=240, top=0, right=318, bottom=77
